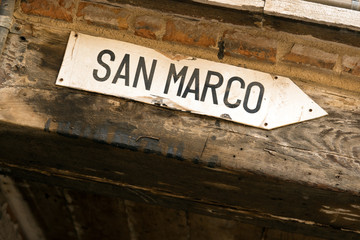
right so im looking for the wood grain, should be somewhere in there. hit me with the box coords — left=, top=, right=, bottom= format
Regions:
left=264, top=0, right=360, bottom=31
left=191, top=0, right=264, bottom=11
left=12, top=179, right=329, bottom=240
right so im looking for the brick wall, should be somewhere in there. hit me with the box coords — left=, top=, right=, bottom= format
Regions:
left=16, top=0, right=360, bottom=92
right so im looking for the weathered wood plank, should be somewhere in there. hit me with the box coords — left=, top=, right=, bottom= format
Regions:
left=124, top=200, right=188, bottom=240
left=192, top=0, right=264, bottom=11
left=0, top=120, right=359, bottom=239
left=0, top=28, right=359, bottom=192
left=188, top=213, right=264, bottom=240
left=63, top=190, right=132, bottom=240
left=265, top=228, right=327, bottom=240
left=264, top=0, right=360, bottom=31
left=9, top=178, right=329, bottom=240
left=1, top=24, right=359, bottom=192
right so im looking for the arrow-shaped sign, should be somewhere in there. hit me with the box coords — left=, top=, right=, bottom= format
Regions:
left=56, top=32, right=327, bottom=129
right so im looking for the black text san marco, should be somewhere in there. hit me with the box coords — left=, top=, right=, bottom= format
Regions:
left=92, top=49, right=265, bottom=114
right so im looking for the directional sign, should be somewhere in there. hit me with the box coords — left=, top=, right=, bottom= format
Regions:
left=56, top=32, right=327, bottom=129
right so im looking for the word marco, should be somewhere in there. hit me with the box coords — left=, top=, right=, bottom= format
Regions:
left=92, top=49, right=265, bottom=113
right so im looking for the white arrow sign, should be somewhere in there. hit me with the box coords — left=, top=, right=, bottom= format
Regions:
left=56, top=32, right=327, bottom=130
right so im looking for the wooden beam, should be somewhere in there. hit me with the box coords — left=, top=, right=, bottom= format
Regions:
left=191, top=0, right=360, bottom=32
left=11, top=178, right=327, bottom=240
left=191, top=0, right=264, bottom=11
left=1, top=121, right=360, bottom=240
left=264, top=0, right=360, bottom=31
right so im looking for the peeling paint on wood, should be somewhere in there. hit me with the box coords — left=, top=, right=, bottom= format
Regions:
left=264, top=0, right=360, bottom=31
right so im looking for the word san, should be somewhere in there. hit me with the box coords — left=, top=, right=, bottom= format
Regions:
left=93, top=49, right=265, bottom=113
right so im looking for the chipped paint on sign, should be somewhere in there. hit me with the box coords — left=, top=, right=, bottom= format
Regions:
left=56, top=32, right=327, bottom=129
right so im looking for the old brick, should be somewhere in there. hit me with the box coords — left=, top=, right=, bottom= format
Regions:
left=163, top=19, right=217, bottom=48
left=135, top=16, right=165, bottom=40
left=77, top=2, right=129, bottom=30
left=21, top=0, right=74, bottom=22
left=223, top=30, right=277, bottom=63
left=342, top=55, right=360, bottom=76
left=283, top=44, right=338, bottom=69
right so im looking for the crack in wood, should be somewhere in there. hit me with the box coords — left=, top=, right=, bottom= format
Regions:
left=200, top=133, right=210, bottom=160
left=264, top=148, right=277, bottom=156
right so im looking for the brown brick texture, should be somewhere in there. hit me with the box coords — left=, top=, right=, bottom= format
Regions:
left=21, top=0, right=75, bottom=22
left=282, top=44, right=338, bottom=70
left=223, top=30, right=277, bottom=63
left=77, top=2, right=129, bottom=30
left=19, top=0, right=360, bottom=82
left=342, top=55, right=360, bottom=76
left=134, top=16, right=165, bottom=40
left=163, top=19, right=218, bottom=48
